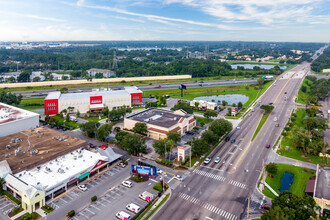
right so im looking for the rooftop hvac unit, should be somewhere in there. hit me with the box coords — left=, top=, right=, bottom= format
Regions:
left=58, top=168, right=65, bottom=174
left=78, top=154, right=83, bottom=158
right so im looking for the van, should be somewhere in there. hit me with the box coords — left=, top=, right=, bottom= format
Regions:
left=139, top=191, right=154, bottom=202
left=115, top=211, right=131, bottom=220
left=126, top=203, right=141, bottom=214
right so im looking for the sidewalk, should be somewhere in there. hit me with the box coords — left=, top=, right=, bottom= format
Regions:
left=141, top=188, right=171, bottom=220
left=10, top=210, right=27, bottom=220
left=264, top=182, right=279, bottom=197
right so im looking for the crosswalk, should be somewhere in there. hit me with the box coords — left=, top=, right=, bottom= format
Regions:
left=193, top=169, right=226, bottom=181
left=178, top=192, right=238, bottom=220
left=229, top=179, right=247, bottom=189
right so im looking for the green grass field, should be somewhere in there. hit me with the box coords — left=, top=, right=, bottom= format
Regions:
left=278, top=108, right=330, bottom=167
left=264, top=164, right=315, bottom=198
left=296, top=78, right=312, bottom=105
left=17, top=97, right=44, bottom=110
left=252, top=113, right=270, bottom=141
left=194, top=116, right=213, bottom=125
left=83, top=116, right=107, bottom=122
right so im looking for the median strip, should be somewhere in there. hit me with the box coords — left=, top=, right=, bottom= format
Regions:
left=251, top=113, right=270, bottom=141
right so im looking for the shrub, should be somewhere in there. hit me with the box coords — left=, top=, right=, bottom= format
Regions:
left=91, top=196, right=97, bottom=202
left=193, top=126, right=199, bottom=131
left=13, top=207, right=19, bottom=215
left=67, top=210, right=75, bottom=218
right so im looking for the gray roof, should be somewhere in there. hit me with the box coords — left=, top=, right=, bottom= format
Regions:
left=59, top=90, right=130, bottom=100
left=315, top=167, right=330, bottom=200
left=0, top=160, right=12, bottom=178
left=126, top=108, right=191, bottom=128
left=97, top=147, right=122, bottom=162
left=45, top=91, right=61, bottom=100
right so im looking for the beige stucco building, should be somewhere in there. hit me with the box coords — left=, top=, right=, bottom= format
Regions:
left=124, top=108, right=196, bottom=140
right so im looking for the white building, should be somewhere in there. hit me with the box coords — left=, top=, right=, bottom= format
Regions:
left=190, top=100, right=218, bottom=110
left=87, top=68, right=116, bottom=78
left=0, top=103, right=39, bottom=137
left=44, top=87, right=142, bottom=115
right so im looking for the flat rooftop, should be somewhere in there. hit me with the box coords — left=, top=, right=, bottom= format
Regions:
left=0, top=127, right=87, bottom=174
left=15, top=149, right=107, bottom=193
left=315, top=167, right=330, bottom=200
left=126, top=108, right=190, bottom=128
left=0, top=102, right=39, bottom=125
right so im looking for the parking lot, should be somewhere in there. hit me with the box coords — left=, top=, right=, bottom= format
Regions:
left=0, top=195, right=18, bottom=218
left=48, top=166, right=123, bottom=211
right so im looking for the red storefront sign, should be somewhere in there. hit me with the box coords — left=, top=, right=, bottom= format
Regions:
left=90, top=96, right=102, bottom=104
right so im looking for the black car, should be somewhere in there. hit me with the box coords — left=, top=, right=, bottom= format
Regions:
left=56, top=126, right=62, bottom=129
left=186, top=131, right=194, bottom=135
left=42, top=122, right=47, bottom=126
left=225, top=136, right=230, bottom=141
left=50, top=124, right=55, bottom=128
left=62, top=127, right=67, bottom=131
left=149, top=83, right=153, bottom=85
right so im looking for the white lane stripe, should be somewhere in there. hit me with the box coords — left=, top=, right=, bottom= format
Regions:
left=220, top=210, right=224, bottom=216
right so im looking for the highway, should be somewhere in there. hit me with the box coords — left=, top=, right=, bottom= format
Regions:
left=153, top=61, right=313, bottom=220
left=16, top=78, right=259, bottom=98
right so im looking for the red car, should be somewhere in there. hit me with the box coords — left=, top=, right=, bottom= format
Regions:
left=100, top=144, right=108, bottom=150
left=266, top=145, right=271, bottom=148
left=262, top=203, right=271, bottom=210
left=155, top=85, right=162, bottom=88
left=88, top=143, right=95, bottom=148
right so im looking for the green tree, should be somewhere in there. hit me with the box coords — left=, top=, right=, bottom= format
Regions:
left=166, top=130, right=181, bottom=143
left=95, top=73, right=103, bottom=78
left=32, top=76, right=41, bottom=82
left=17, top=71, right=31, bottom=82
left=227, top=107, right=231, bottom=116
left=203, top=110, right=218, bottom=119
left=67, top=106, right=75, bottom=113
left=265, top=163, right=278, bottom=176
left=132, top=122, right=148, bottom=135
left=60, top=87, right=68, bottom=93
left=0, top=89, right=22, bottom=105
left=262, top=191, right=317, bottom=220
left=209, top=119, right=233, bottom=136
left=260, top=105, right=274, bottom=114
left=201, top=130, right=218, bottom=146
left=257, top=77, right=265, bottom=88
left=237, top=101, right=243, bottom=108
left=194, top=102, right=199, bottom=110
left=66, top=113, right=70, bottom=122
left=191, top=138, right=209, bottom=156
left=171, top=100, right=193, bottom=114
left=153, top=139, right=167, bottom=156
left=222, top=100, right=228, bottom=107
left=76, top=110, right=80, bottom=117
left=80, top=121, right=100, bottom=138
left=96, top=123, right=112, bottom=141
left=0, top=177, right=4, bottom=194
left=120, top=133, right=147, bottom=156
left=159, top=96, right=166, bottom=106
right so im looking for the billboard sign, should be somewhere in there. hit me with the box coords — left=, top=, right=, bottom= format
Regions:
left=131, top=165, right=156, bottom=177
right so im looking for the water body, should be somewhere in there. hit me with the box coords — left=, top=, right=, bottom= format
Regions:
left=194, top=94, right=249, bottom=105
left=117, top=47, right=182, bottom=51
left=231, top=64, right=287, bottom=70
left=280, top=172, right=294, bottom=192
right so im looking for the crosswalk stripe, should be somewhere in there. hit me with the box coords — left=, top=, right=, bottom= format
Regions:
left=220, top=210, right=224, bottom=216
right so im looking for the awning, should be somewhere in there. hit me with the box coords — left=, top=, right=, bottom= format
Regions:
left=90, top=104, right=104, bottom=110
left=78, top=172, right=90, bottom=180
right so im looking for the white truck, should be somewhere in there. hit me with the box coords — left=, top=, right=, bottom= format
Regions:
left=139, top=191, right=154, bottom=202
left=126, top=203, right=141, bottom=214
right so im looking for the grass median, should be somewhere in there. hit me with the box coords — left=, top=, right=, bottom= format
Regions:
left=145, top=194, right=170, bottom=220
left=252, top=113, right=269, bottom=141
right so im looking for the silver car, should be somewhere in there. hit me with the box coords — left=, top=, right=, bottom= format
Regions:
left=215, top=157, right=221, bottom=163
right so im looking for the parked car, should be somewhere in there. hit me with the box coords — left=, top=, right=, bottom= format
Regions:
left=262, top=203, right=271, bottom=210
left=50, top=124, right=55, bottom=128
left=251, top=109, right=255, bottom=112
left=126, top=203, right=141, bottom=214
left=175, top=175, right=183, bottom=181
left=231, top=138, right=236, bottom=143
left=215, top=157, right=221, bottom=163
left=157, top=169, right=163, bottom=174
left=88, top=143, right=95, bottom=148
left=56, top=126, right=61, bottom=129
left=266, top=145, right=271, bottom=148
left=78, top=184, right=87, bottom=191
left=115, top=211, right=131, bottom=220
left=100, top=144, right=108, bottom=150
left=119, top=162, right=127, bottom=168
left=122, top=180, right=133, bottom=188
left=186, top=131, right=194, bottom=135
left=62, top=127, right=67, bottom=131
left=42, top=122, right=47, bottom=126
left=204, top=157, right=211, bottom=164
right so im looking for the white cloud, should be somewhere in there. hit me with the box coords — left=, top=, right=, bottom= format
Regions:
left=0, top=10, right=66, bottom=22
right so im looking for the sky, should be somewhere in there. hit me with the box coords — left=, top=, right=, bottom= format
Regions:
left=0, top=0, right=329, bottom=42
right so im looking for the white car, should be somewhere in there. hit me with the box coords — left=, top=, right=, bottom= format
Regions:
left=157, top=169, right=163, bottom=174
left=236, top=126, right=240, bottom=129
left=204, top=157, right=211, bottom=164
left=78, top=184, right=87, bottom=191
left=215, top=157, right=221, bottom=163
left=175, top=175, right=183, bottom=181
left=122, top=180, right=133, bottom=188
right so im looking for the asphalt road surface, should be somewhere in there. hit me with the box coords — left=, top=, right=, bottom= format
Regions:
left=16, top=78, right=258, bottom=98
left=153, top=61, right=313, bottom=220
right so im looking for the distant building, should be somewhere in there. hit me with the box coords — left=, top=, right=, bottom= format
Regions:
left=190, top=100, right=217, bottom=110
left=0, top=102, right=39, bottom=137
left=124, top=108, right=196, bottom=140
left=50, top=73, right=71, bottom=81
left=30, top=71, right=45, bottom=81
left=87, top=68, right=116, bottom=78
left=0, top=72, right=20, bottom=82
left=44, top=86, right=142, bottom=115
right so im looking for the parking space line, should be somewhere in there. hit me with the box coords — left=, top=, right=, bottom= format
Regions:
left=85, top=208, right=95, bottom=215
left=59, top=198, right=68, bottom=203
left=0, top=203, right=12, bottom=210
left=66, top=194, right=73, bottom=199
left=90, top=204, right=101, bottom=210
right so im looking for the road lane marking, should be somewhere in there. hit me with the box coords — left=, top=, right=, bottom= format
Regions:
left=149, top=179, right=158, bottom=183
left=168, top=176, right=175, bottom=183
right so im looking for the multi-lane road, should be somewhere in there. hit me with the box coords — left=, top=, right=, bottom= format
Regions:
left=16, top=78, right=258, bottom=98
left=153, top=62, right=312, bottom=220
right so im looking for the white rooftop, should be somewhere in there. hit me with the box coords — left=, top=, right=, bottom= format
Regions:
left=45, top=91, right=61, bottom=100
left=0, top=102, right=39, bottom=125
left=15, top=149, right=107, bottom=193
